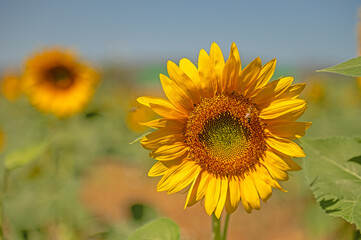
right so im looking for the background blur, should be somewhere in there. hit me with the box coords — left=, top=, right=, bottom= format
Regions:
left=1, top=1, right=361, bottom=239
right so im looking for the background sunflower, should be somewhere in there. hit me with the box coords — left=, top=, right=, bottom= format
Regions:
left=22, top=48, right=100, bottom=117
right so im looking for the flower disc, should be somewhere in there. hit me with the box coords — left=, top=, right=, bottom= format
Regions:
left=186, top=93, right=266, bottom=177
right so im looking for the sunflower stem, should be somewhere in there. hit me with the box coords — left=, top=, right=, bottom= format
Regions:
left=222, top=213, right=231, bottom=240
left=0, top=169, right=9, bottom=240
left=212, top=214, right=221, bottom=240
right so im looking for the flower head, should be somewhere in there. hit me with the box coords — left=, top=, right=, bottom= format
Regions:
left=22, top=48, right=99, bottom=117
left=138, top=43, right=310, bottom=218
left=1, top=71, right=22, bottom=101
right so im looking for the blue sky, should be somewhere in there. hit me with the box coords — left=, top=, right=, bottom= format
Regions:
left=0, top=0, right=360, bottom=69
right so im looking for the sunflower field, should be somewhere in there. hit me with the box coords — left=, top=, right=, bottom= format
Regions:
left=1, top=1, right=361, bottom=240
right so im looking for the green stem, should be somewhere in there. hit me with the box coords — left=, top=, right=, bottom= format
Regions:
left=212, top=214, right=221, bottom=240
left=0, top=169, right=9, bottom=240
left=222, top=213, right=231, bottom=240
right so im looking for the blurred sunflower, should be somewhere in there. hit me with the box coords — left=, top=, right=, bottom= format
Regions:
left=138, top=43, right=310, bottom=218
left=1, top=71, right=22, bottom=101
left=22, top=48, right=99, bottom=117
left=304, top=78, right=325, bottom=104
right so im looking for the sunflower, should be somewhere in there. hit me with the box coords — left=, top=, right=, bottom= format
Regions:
left=22, top=48, right=99, bottom=117
left=138, top=43, right=310, bottom=218
left=1, top=71, right=22, bottom=101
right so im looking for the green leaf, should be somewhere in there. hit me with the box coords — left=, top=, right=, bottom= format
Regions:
left=317, top=56, right=361, bottom=77
left=302, top=137, right=361, bottom=230
left=127, top=218, right=180, bottom=240
left=4, top=142, right=48, bottom=170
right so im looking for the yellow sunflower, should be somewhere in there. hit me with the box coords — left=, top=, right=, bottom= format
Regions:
left=22, top=48, right=99, bottom=117
left=138, top=43, right=311, bottom=218
left=1, top=71, right=22, bottom=101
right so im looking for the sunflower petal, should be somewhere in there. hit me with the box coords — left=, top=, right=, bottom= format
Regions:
left=229, top=175, right=241, bottom=208
left=167, top=61, right=200, bottom=104
left=166, top=163, right=201, bottom=194
left=160, top=74, right=194, bottom=112
left=278, top=83, right=306, bottom=99
left=137, top=96, right=187, bottom=119
left=252, top=77, right=293, bottom=107
left=266, top=137, right=305, bottom=158
left=204, top=176, right=221, bottom=215
left=148, top=161, right=168, bottom=177
left=215, top=177, right=228, bottom=218
left=139, top=118, right=185, bottom=129
left=198, top=49, right=217, bottom=96
left=266, top=121, right=312, bottom=139
left=260, top=99, right=306, bottom=120
left=241, top=174, right=260, bottom=210
left=184, top=173, right=201, bottom=208
left=238, top=57, right=262, bottom=94
left=251, top=171, right=273, bottom=202
left=257, top=59, right=277, bottom=89
left=195, top=171, right=210, bottom=201
left=179, top=58, right=203, bottom=96
left=210, top=42, right=225, bottom=90
left=222, top=55, right=240, bottom=94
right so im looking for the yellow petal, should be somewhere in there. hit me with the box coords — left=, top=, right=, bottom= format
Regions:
left=254, top=164, right=285, bottom=191
left=137, top=96, right=168, bottom=108
left=261, top=148, right=291, bottom=171
left=238, top=57, right=262, bottom=94
left=160, top=74, right=194, bottom=112
left=278, top=83, right=306, bottom=99
left=260, top=99, right=306, bottom=120
left=179, top=58, right=203, bottom=96
left=266, top=137, right=305, bottom=158
left=139, top=118, right=185, bottom=129
left=167, top=61, right=200, bottom=104
left=241, top=174, right=260, bottom=210
left=262, top=160, right=289, bottom=181
left=210, top=42, right=225, bottom=90
left=229, top=175, right=241, bottom=208
left=184, top=173, right=201, bottom=208
left=198, top=49, right=217, bottom=97
left=150, top=143, right=189, bottom=159
left=137, top=96, right=187, bottom=119
left=141, top=127, right=182, bottom=141
left=230, top=42, right=241, bottom=71
left=195, top=170, right=211, bottom=201
left=157, top=160, right=188, bottom=191
left=240, top=183, right=253, bottom=213
left=282, top=158, right=302, bottom=171
left=266, top=121, right=312, bottom=139
left=150, top=102, right=189, bottom=120
left=215, top=177, right=228, bottom=218
left=263, top=147, right=302, bottom=172
left=204, top=176, right=221, bottom=215
left=166, top=162, right=201, bottom=194
left=222, top=55, right=240, bottom=94
left=225, top=190, right=238, bottom=214
left=250, top=171, right=272, bottom=202
left=256, top=59, right=277, bottom=89
left=148, top=161, right=168, bottom=177
left=251, top=77, right=293, bottom=107
left=141, top=133, right=185, bottom=151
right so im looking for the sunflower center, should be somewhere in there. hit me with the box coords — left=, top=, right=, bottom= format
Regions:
left=185, top=93, right=266, bottom=177
left=199, top=112, right=249, bottom=162
left=46, top=66, right=74, bottom=88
